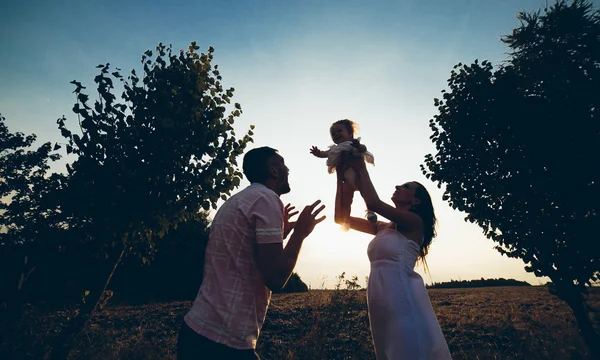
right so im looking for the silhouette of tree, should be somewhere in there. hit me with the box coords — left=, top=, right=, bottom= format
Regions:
left=47, top=41, right=254, bottom=359
left=0, top=115, right=65, bottom=358
left=422, top=1, right=600, bottom=356
left=274, top=272, right=309, bottom=294
left=110, top=213, right=212, bottom=303
left=427, top=278, right=531, bottom=289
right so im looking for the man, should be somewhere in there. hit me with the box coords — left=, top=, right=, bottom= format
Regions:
left=177, top=146, right=326, bottom=359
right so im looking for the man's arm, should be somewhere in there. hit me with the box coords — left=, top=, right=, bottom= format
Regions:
left=256, top=231, right=307, bottom=290
left=257, top=200, right=325, bottom=290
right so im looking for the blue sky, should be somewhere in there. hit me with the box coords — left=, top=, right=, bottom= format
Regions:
left=2, top=0, right=584, bottom=288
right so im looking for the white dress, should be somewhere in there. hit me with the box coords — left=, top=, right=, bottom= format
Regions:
left=324, top=137, right=375, bottom=175
left=367, top=226, right=452, bottom=360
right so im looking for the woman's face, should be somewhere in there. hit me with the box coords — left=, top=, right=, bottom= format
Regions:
left=330, top=124, right=352, bottom=144
left=392, top=182, right=421, bottom=207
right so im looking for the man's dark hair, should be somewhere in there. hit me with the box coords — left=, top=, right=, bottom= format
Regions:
left=243, top=147, right=279, bottom=183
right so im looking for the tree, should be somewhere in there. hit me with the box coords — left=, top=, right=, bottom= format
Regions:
left=274, top=272, right=309, bottom=294
left=48, top=41, right=254, bottom=359
left=109, top=212, right=212, bottom=304
left=422, top=0, right=599, bottom=357
left=0, top=114, right=64, bottom=358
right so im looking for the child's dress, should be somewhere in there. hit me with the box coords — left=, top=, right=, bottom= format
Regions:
left=323, top=137, right=375, bottom=191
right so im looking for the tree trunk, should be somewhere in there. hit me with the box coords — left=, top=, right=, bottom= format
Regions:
left=565, top=295, right=600, bottom=360
left=0, top=254, right=33, bottom=358
left=47, top=243, right=128, bottom=360
left=552, top=279, right=600, bottom=360
left=81, top=244, right=126, bottom=331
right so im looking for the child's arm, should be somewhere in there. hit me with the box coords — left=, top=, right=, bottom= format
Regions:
left=310, top=146, right=329, bottom=158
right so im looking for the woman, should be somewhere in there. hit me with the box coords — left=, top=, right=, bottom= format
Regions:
left=334, top=151, right=452, bottom=360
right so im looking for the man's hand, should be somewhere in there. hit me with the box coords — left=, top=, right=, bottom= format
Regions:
left=257, top=200, right=326, bottom=291
left=283, top=203, right=299, bottom=238
left=293, top=200, right=326, bottom=239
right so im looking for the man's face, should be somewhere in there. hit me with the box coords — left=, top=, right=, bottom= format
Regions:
left=268, top=154, right=290, bottom=195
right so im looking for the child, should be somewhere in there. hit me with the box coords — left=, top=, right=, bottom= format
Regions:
left=310, top=119, right=377, bottom=227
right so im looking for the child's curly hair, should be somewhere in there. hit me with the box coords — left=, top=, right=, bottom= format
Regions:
left=330, top=119, right=360, bottom=138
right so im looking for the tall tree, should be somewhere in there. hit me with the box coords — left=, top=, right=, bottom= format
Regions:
left=0, top=114, right=64, bottom=358
left=109, top=212, right=212, bottom=304
left=422, top=0, right=599, bottom=357
left=48, top=41, right=254, bottom=359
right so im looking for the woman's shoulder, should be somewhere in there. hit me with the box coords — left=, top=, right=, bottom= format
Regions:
left=376, top=221, right=396, bottom=232
left=376, top=222, right=423, bottom=244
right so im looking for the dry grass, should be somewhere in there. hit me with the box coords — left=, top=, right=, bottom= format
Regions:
left=9, top=286, right=600, bottom=359
left=428, top=287, right=600, bottom=360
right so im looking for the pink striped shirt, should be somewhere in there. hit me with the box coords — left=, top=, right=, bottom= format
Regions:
left=184, top=183, right=283, bottom=349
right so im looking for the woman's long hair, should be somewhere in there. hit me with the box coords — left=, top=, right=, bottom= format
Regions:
left=410, top=182, right=437, bottom=271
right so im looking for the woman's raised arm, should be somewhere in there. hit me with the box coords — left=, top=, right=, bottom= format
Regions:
left=346, top=153, right=422, bottom=233
left=334, top=160, right=379, bottom=235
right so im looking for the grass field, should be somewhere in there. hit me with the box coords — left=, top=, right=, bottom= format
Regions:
left=11, top=286, right=600, bottom=359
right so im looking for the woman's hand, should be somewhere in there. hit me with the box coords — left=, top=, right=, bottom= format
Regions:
left=342, top=151, right=367, bottom=173
left=336, top=152, right=366, bottom=184
left=351, top=139, right=367, bottom=154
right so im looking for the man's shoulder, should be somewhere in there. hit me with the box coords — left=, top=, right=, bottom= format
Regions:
left=241, top=183, right=280, bottom=200
left=211, top=185, right=281, bottom=227
left=224, top=183, right=281, bottom=209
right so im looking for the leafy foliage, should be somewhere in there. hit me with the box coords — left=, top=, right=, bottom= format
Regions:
left=422, top=0, right=600, bottom=356
left=57, top=41, right=253, bottom=262
left=0, top=114, right=65, bottom=357
left=44, top=41, right=254, bottom=359
left=0, top=114, right=64, bottom=249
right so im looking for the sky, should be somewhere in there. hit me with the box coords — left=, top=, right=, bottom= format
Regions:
left=2, top=0, right=584, bottom=289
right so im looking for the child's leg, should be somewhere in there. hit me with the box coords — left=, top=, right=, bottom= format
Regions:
left=340, top=166, right=378, bottom=223
left=338, top=181, right=355, bottom=232
left=343, top=167, right=358, bottom=191
left=341, top=181, right=354, bottom=218
left=345, top=167, right=377, bottom=223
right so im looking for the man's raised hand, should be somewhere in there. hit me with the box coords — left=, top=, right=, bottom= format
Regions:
left=293, top=200, right=326, bottom=239
left=283, top=203, right=299, bottom=238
